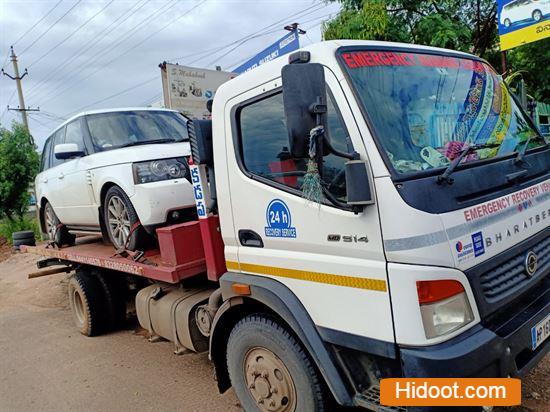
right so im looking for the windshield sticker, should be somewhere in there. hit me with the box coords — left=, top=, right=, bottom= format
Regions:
left=475, top=74, right=502, bottom=144
left=453, top=65, right=487, bottom=142
left=341, top=51, right=486, bottom=70
left=265, top=199, right=296, bottom=238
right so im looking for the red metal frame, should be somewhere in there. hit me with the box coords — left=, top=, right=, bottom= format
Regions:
left=22, top=229, right=207, bottom=284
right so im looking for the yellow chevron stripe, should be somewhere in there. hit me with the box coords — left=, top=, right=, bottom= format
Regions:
left=226, top=260, right=387, bottom=292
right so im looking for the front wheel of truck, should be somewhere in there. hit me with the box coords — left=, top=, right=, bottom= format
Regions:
left=226, top=314, right=329, bottom=412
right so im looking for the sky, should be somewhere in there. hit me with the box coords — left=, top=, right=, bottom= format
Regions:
left=0, top=0, right=341, bottom=148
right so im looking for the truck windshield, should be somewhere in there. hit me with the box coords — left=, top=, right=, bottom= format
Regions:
left=86, top=110, right=189, bottom=151
left=339, top=49, right=546, bottom=176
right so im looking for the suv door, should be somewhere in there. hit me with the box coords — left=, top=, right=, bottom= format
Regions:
left=51, top=118, right=97, bottom=226
left=221, top=70, right=394, bottom=343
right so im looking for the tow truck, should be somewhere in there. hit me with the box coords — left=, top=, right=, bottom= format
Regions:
left=24, top=40, right=549, bottom=411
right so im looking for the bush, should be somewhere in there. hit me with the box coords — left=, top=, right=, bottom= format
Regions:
left=0, top=122, right=39, bottom=220
left=0, top=216, right=40, bottom=245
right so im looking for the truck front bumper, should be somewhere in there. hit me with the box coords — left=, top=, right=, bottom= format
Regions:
left=399, top=279, right=549, bottom=378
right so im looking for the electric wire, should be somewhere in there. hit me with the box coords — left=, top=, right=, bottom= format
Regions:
left=38, top=0, right=183, bottom=105
left=12, top=0, right=65, bottom=48
left=26, top=0, right=150, bottom=100
left=27, top=0, right=115, bottom=69
left=19, top=0, right=84, bottom=56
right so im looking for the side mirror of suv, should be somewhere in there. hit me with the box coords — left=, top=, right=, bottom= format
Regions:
left=54, top=143, right=85, bottom=160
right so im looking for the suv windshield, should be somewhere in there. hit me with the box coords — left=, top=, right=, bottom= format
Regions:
left=339, top=49, right=546, bottom=176
left=86, top=110, right=188, bottom=151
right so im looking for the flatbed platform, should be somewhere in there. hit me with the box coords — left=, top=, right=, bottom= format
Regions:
left=22, top=226, right=207, bottom=284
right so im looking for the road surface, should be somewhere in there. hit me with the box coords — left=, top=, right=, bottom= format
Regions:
left=0, top=252, right=547, bottom=411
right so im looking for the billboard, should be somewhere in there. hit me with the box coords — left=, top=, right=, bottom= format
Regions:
left=160, top=63, right=235, bottom=119
left=497, top=0, right=550, bottom=50
left=234, top=29, right=300, bottom=73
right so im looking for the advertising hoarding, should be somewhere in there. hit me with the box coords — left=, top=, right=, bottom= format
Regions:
left=234, top=29, right=300, bottom=73
left=497, top=0, right=550, bottom=50
left=160, top=63, right=235, bottom=119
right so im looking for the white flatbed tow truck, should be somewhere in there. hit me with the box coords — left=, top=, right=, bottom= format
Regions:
left=25, top=40, right=549, bottom=412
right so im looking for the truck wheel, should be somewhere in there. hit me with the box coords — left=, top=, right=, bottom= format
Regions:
left=103, top=185, right=145, bottom=251
left=68, top=271, right=108, bottom=336
left=227, top=314, right=328, bottom=412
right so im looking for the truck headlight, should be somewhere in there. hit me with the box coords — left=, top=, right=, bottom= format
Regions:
left=133, top=157, right=188, bottom=184
left=417, top=280, right=474, bottom=339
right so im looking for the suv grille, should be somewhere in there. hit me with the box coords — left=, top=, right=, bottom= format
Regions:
left=480, top=235, right=550, bottom=302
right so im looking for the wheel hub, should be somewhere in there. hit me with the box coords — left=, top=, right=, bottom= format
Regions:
left=244, top=347, right=297, bottom=412
left=107, top=196, right=131, bottom=248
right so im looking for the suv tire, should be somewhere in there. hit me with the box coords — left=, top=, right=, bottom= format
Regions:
left=103, top=185, right=146, bottom=251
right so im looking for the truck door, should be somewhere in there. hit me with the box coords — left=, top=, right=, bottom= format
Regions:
left=221, top=69, right=395, bottom=344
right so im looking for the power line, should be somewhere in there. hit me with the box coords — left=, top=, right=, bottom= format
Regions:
left=26, top=0, right=149, bottom=100
left=205, top=3, right=327, bottom=67
left=12, top=0, right=65, bottom=48
left=38, top=0, right=182, bottom=105
left=63, top=76, right=158, bottom=118
left=167, top=2, right=326, bottom=65
left=28, top=0, right=115, bottom=68
left=19, top=0, right=84, bottom=56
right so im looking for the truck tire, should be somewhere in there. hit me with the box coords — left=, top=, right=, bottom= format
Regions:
left=12, top=230, right=35, bottom=240
left=94, top=271, right=127, bottom=330
left=103, top=185, right=146, bottom=251
left=227, top=314, right=329, bottom=412
left=12, top=231, right=36, bottom=249
left=68, top=270, right=109, bottom=336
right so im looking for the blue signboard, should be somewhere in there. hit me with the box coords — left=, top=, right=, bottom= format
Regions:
left=234, top=29, right=300, bottom=74
left=497, top=0, right=550, bottom=50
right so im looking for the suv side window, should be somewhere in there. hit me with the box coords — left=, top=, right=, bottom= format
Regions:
left=40, top=137, right=52, bottom=172
left=64, top=119, right=86, bottom=154
left=50, top=127, right=66, bottom=168
left=238, top=92, right=352, bottom=201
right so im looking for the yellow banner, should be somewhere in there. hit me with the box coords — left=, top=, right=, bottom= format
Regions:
left=500, top=20, right=550, bottom=50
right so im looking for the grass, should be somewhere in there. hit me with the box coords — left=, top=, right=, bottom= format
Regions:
left=0, top=214, right=41, bottom=245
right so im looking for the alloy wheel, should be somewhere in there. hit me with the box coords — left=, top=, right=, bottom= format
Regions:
left=107, top=195, right=131, bottom=249
left=45, top=205, right=57, bottom=240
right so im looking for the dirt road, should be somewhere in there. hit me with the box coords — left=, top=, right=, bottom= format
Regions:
left=0, top=252, right=547, bottom=411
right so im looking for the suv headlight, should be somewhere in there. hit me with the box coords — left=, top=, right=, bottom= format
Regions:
left=417, top=280, right=474, bottom=339
left=133, top=157, right=188, bottom=184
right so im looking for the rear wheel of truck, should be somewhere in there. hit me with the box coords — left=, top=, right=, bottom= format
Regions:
left=227, top=314, right=328, bottom=412
left=94, top=270, right=127, bottom=330
left=68, top=270, right=109, bottom=336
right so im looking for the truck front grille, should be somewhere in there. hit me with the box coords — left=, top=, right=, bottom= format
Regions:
left=480, top=235, right=550, bottom=302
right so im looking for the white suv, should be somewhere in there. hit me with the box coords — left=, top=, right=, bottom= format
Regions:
left=500, top=0, right=549, bottom=27
left=35, top=108, right=196, bottom=250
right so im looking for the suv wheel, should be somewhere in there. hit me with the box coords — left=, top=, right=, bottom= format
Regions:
left=533, top=10, right=542, bottom=21
left=43, top=202, right=59, bottom=240
left=103, top=185, right=146, bottom=250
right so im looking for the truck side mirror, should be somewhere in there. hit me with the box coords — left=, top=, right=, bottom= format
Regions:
left=345, top=160, right=374, bottom=207
left=54, top=143, right=85, bottom=160
left=281, top=63, right=328, bottom=158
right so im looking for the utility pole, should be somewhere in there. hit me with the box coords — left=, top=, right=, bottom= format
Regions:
left=2, top=46, right=39, bottom=139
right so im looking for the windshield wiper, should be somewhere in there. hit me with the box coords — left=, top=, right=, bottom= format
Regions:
left=119, top=138, right=178, bottom=148
left=515, top=134, right=547, bottom=165
left=437, top=143, right=500, bottom=185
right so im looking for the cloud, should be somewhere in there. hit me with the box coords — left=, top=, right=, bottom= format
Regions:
left=0, top=0, right=339, bottom=147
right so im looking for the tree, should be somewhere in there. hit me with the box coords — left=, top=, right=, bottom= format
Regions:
left=0, top=122, right=39, bottom=221
left=323, top=0, right=548, bottom=102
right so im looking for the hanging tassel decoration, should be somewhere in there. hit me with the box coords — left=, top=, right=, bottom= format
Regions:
left=302, top=126, right=324, bottom=205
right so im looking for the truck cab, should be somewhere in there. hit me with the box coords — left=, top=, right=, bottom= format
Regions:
left=202, top=40, right=549, bottom=409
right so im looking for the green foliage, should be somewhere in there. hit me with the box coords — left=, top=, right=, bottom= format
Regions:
left=0, top=215, right=40, bottom=245
left=323, top=0, right=547, bottom=102
left=507, top=43, right=550, bottom=102
left=0, top=122, right=39, bottom=220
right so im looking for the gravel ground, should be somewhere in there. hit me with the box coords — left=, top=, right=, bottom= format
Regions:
left=0, top=252, right=547, bottom=411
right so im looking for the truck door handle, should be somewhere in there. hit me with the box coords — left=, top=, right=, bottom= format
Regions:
left=238, top=230, right=264, bottom=248
left=58, top=172, right=64, bottom=179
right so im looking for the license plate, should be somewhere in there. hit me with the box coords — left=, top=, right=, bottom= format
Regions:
left=531, top=313, right=550, bottom=350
